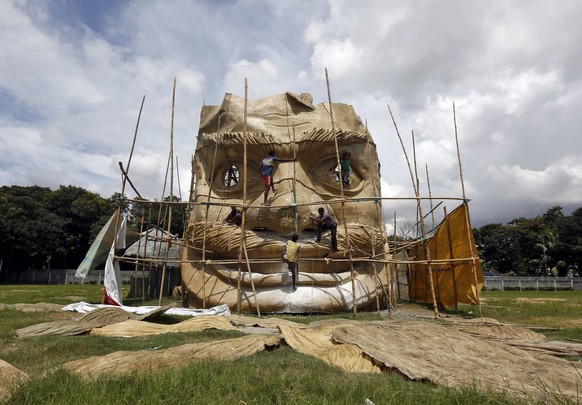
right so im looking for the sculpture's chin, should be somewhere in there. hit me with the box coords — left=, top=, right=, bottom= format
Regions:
left=181, top=260, right=388, bottom=313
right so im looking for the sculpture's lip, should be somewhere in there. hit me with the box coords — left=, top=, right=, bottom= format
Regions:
left=193, top=224, right=383, bottom=262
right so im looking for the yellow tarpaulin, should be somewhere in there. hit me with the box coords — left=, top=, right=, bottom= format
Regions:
left=408, top=204, right=483, bottom=307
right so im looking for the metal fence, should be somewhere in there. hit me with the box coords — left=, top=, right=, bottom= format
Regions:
left=483, top=276, right=582, bottom=291
left=3, top=269, right=139, bottom=285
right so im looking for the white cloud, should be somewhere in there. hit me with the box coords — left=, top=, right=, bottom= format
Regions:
left=1, top=0, right=582, bottom=227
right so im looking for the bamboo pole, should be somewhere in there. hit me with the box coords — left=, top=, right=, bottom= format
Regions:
left=108, top=95, right=145, bottom=304
left=158, top=79, right=176, bottom=305
left=388, top=105, right=439, bottom=319
left=365, top=120, right=388, bottom=313
left=325, top=68, right=358, bottom=316
left=236, top=78, right=261, bottom=316
left=393, top=212, right=401, bottom=302
left=199, top=94, right=231, bottom=308
left=425, top=164, right=436, bottom=231
left=132, top=214, right=145, bottom=304
left=127, top=195, right=468, bottom=208
left=412, top=131, right=420, bottom=238
left=453, top=103, right=482, bottom=317
left=443, top=206, right=459, bottom=310
left=411, top=130, right=430, bottom=303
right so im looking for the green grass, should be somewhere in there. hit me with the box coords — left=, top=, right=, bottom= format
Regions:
left=2, top=286, right=582, bottom=404
left=455, top=290, right=582, bottom=341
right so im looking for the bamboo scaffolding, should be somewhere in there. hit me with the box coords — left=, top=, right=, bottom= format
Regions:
left=118, top=254, right=478, bottom=266
left=453, top=102, right=483, bottom=317
left=325, top=68, right=358, bottom=316
left=158, top=78, right=176, bottom=306
left=126, top=195, right=468, bottom=207
left=388, top=105, right=440, bottom=319
left=111, top=85, right=483, bottom=316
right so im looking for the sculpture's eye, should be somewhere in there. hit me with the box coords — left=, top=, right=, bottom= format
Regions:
left=309, top=156, right=363, bottom=192
left=211, top=160, right=244, bottom=196
left=222, top=164, right=240, bottom=188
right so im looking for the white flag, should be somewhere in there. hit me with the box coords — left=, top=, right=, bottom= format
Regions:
left=103, top=243, right=123, bottom=305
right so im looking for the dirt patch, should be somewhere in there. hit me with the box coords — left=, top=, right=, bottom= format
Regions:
left=0, top=303, right=64, bottom=312
left=515, top=298, right=567, bottom=304
left=64, top=295, right=86, bottom=301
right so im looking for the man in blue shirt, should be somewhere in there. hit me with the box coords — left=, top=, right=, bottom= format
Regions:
left=259, top=150, right=293, bottom=205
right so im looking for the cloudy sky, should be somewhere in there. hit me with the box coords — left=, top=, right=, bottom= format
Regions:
left=1, top=0, right=581, bottom=230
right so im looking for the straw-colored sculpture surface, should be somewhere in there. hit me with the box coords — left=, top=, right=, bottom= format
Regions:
left=182, top=92, right=387, bottom=312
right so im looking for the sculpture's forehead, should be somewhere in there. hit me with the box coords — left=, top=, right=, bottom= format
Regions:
left=198, top=92, right=371, bottom=145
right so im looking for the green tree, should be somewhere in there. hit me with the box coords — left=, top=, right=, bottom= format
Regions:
left=555, top=207, right=582, bottom=274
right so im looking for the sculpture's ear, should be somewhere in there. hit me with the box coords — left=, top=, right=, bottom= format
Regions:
left=285, top=91, right=315, bottom=111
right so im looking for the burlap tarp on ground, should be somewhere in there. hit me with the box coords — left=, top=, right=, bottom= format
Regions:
left=16, top=306, right=170, bottom=338
left=278, top=320, right=383, bottom=373
left=7, top=303, right=582, bottom=399
left=329, top=321, right=582, bottom=398
left=0, top=359, right=28, bottom=400
left=408, top=204, right=484, bottom=307
left=62, top=334, right=281, bottom=379
left=90, top=315, right=237, bottom=337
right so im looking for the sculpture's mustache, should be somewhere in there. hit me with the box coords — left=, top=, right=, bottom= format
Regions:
left=186, top=221, right=385, bottom=261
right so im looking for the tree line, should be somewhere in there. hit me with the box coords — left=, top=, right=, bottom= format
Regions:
left=474, top=206, right=582, bottom=277
left=0, top=185, right=184, bottom=278
left=0, top=185, right=580, bottom=278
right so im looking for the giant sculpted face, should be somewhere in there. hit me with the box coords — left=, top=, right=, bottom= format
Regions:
left=182, top=92, right=388, bottom=313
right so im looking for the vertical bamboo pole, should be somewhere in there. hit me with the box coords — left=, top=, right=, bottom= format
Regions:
left=325, top=68, right=358, bottom=316
left=199, top=95, right=231, bottom=308
left=393, top=212, right=401, bottom=301
left=412, top=131, right=420, bottom=238
left=159, top=78, right=176, bottom=305
left=388, top=105, right=439, bottom=319
left=443, top=206, right=459, bottom=310
left=453, top=103, right=482, bottom=317
left=365, top=120, right=387, bottom=312
left=411, top=130, right=430, bottom=303
left=425, top=164, right=436, bottom=231
left=132, top=215, right=145, bottom=304
left=236, top=79, right=261, bottom=316
left=109, top=95, right=145, bottom=304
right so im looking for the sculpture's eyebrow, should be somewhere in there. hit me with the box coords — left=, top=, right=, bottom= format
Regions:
left=296, top=128, right=369, bottom=143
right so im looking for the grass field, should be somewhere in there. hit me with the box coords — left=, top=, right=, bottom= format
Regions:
left=1, top=285, right=581, bottom=404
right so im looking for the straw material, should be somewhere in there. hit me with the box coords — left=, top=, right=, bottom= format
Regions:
left=227, top=314, right=306, bottom=329
left=90, top=315, right=236, bottom=337
left=331, top=322, right=582, bottom=398
left=16, top=306, right=170, bottom=338
left=62, top=334, right=281, bottom=379
left=278, top=321, right=382, bottom=373
left=0, top=359, right=28, bottom=400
